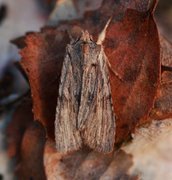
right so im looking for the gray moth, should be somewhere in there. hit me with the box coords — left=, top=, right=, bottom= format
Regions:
left=55, top=30, right=116, bottom=153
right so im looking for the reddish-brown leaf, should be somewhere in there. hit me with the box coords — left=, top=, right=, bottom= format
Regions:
left=19, top=28, right=70, bottom=139
left=44, top=141, right=91, bottom=179
left=7, top=96, right=33, bottom=160
left=103, top=7, right=160, bottom=142
left=16, top=121, right=46, bottom=180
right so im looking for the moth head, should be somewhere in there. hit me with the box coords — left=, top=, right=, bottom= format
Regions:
left=80, top=31, right=93, bottom=43
left=69, top=26, right=93, bottom=46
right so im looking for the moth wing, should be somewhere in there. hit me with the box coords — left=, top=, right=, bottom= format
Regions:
left=78, top=46, right=116, bottom=153
left=55, top=45, right=82, bottom=153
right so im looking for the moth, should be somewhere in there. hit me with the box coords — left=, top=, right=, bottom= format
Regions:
left=55, top=30, right=116, bottom=153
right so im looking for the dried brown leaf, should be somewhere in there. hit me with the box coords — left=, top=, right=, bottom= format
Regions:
left=103, top=6, right=160, bottom=142
left=16, top=121, right=46, bottom=180
left=18, top=28, right=70, bottom=139
left=76, top=0, right=151, bottom=40
left=44, top=141, right=137, bottom=180
left=7, top=96, right=33, bottom=159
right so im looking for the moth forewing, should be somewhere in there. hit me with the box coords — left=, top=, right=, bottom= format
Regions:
left=55, top=44, right=82, bottom=153
left=77, top=39, right=100, bottom=128
left=78, top=43, right=116, bottom=153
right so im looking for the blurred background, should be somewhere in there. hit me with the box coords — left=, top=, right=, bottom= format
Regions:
left=0, top=0, right=171, bottom=179
left=0, top=0, right=54, bottom=179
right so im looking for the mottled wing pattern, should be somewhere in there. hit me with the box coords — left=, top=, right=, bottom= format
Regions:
left=55, top=42, right=83, bottom=153
left=78, top=34, right=116, bottom=153
left=55, top=31, right=116, bottom=153
left=77, top=35, right=100, bottom=128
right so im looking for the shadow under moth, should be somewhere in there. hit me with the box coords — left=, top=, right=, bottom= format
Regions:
left=55, top=31, right=116, bottom=153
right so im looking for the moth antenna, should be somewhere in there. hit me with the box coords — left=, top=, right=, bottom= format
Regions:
left=149, top=0, right=159, bottom=13
left=97, top=18, right=111, bottom=45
